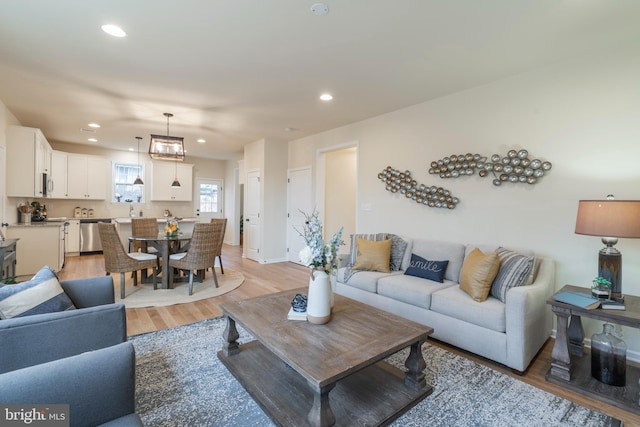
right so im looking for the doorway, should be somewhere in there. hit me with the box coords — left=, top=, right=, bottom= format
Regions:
left=317, top=143, right=358, bottom=255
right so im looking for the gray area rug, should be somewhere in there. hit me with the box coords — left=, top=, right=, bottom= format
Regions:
left=129, top=317, right=621, bottom=427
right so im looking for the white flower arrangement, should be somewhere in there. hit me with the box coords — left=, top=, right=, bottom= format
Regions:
left=297, top=210, right=344, bottom=275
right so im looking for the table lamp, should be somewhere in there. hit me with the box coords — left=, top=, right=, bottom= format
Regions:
left=575, top=199, right=640, bottom=302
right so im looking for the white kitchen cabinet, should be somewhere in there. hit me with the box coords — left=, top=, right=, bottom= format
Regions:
left=6, top=125, right=53, bottom=198
left=50, top=150, right=68, bottom=198
left=67, top=154, right=108, bottom=199
left=5, top=225, right=62, bottom=276
left=150, top=162, right=193, bottom=201
left=66, top=219, right=80, bottom=255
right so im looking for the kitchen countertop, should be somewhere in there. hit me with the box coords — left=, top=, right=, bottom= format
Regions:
left=9, top=222, right=64, bottom=228
left=113, top=217, right=197, bottom=223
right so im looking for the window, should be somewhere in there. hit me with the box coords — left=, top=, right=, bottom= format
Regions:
left=113, top=163, right=144, bottom=203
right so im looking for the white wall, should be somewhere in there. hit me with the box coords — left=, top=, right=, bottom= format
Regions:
left=288, top=41, right=640, bottom=352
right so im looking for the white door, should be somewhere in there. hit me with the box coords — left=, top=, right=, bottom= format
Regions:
left=194, top=178, right=223, bottom=222
left=287, top=167, right=312, bottom=263
left=245, top=170, right=261, bottom=261
left=0, top=146, right=5, bottom=237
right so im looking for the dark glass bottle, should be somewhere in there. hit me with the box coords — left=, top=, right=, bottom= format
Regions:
left=591, top=323, right=626, bottom=386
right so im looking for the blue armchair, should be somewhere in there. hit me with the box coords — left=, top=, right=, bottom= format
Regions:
left=0, top=342, right=143, bottom=427
left=0, top=275, right=127, bottom=374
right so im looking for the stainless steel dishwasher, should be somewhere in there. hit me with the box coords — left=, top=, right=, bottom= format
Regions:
left=80, top=218, right=111, bottom=254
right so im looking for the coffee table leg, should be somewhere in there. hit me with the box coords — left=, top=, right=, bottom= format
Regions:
left=307, top=382, right=336, bottom=427
left=222, top=316, right=240, bottom=357
left=404, top=339, right=427, bottom=391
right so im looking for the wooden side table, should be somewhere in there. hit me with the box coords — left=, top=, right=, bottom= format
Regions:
left=547, top=285, right=640, bottom=414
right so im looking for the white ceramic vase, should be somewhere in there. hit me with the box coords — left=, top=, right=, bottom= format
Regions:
left=306, top=269, right=332, bottom=324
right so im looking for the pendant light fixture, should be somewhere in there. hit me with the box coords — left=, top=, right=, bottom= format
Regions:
left=171, top=159, right=181, bottom=188
left=132, top=136, right=144, bottom=186
left=149, top=113, right=185, bottom=161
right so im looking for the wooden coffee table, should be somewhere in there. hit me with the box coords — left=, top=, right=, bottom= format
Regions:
left=218, top=288, right=434, bottom=427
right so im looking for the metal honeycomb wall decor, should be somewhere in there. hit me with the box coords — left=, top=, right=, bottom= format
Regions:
left=428, top=149, right=552, bottom=186
left=378, top=166, right=460, bottom=209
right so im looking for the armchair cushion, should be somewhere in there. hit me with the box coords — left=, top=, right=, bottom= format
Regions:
left=0, top=342, right=142, bottom=427
left=0, top=266, right=75, bottom=319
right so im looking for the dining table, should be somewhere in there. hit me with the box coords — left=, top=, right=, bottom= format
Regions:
left=129, top=232, right=192, bottom=289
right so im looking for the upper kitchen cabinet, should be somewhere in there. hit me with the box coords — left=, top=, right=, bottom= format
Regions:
left=150, top=162, right=193, bottom=201
left=66, top=154, right=108, bottom=199
left=49, top=150, right=68, bottom=198
left=6, top=125, right=53, bottom=198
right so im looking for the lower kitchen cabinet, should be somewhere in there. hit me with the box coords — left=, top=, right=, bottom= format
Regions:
left=5, top=225, right=63, bottom=277
left=66, top=219, right=80, bottom=255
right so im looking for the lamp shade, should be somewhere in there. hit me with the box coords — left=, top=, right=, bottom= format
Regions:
left=149, top=135, right=185, bottom=161
left=575, top=200, right=640, bottom=238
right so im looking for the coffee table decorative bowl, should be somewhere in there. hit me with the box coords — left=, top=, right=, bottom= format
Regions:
left=218, top=288, right=434, bottom=427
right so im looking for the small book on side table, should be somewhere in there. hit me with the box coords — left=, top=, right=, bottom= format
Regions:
left=287, top=307, right=307, bottom=321
left=601, top=299, right=626, bottom=310
left=553, top=291, right=601, bottom=309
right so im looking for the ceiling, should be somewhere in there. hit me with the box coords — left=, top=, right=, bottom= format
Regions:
left=1, top=1, right=639, bottom=160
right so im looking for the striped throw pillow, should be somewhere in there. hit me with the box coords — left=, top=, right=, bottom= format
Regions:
left=490, top=247, right=534, bottom=303
left=0, top=266, right=76, bottom=319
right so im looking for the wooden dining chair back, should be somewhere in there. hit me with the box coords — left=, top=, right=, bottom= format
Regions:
left=98, top=222, right=158, bottom=299
left=169, top=222, right=224, bottom=295
left=131, top=218, right=160, bottom=253
left=210, top=218, right=227, bottom=274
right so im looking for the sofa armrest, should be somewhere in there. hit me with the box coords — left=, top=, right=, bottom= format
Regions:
left=61, top=275, right=115, bottom=307
left=505, top=257, right=555, bottom=371
left=0, top=342, right=142, bottom=427
left=0, top=304, right=127, bottom=374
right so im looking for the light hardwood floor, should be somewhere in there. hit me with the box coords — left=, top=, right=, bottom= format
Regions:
left=57, top=245, right=640, bottom=425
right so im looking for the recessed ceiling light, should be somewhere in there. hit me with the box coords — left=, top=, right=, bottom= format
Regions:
left=284, top=127, right=297, bottom=132
left=88, top=138, right=98, bottom=142
left=80, top=128, right=96, bottom=133
left=101, top=24, right=126, bottom=38
left=310, top=3, right=329, bottom=15
left=320, top=93, right=333, bottom=101
left=197, top=139, right=206, bottom=143
left=128, top=148, right=134, bottom=151
left=88, top=123, right=100, bottom=128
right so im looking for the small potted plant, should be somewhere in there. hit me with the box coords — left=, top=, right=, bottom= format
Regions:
left=592, top=276, right=611, bottom=300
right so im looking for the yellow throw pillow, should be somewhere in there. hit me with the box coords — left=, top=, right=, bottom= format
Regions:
left=459, top=248, right=500, bottom=302
left=352, top=238, right=392, bottom=273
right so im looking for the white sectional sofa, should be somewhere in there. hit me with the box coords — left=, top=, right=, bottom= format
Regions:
left=334, top=235, right=555, bottom=372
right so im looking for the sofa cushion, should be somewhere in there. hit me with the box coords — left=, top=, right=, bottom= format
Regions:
left=352, top=238, right=392, bottom=273
left=459, top=248, right=500, bottom=302
left=431, top=285, right=506, bottom=332
left=466, top=244, right=537, bottom=285
left=404, top=254, right=449, bottom=283
left=388, top=234, right=408, bottom=271
left=0, top=266, right=76, bottom=319
left=378, top=274, right=456, bottom=309
left=337, top=268, right=399, bottom=293
left=490, top=247, right=534, bottom=302
left=348, top=233, right=387, bottom=266
left=410, top=239, right=465, bottom=283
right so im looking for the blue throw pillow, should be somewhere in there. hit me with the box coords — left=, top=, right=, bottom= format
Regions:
left=404, top=254, right=449, bottom=283
left=0, top=266, right=76, bottom=319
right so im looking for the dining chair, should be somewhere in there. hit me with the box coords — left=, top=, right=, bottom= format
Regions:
left=98, top=222, right=158, bottom=299
left=169, top=222, right=224, bottom=295
left=210, top=218, right=227, bottom=274
left=131, top=218, right=160, bottom=253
